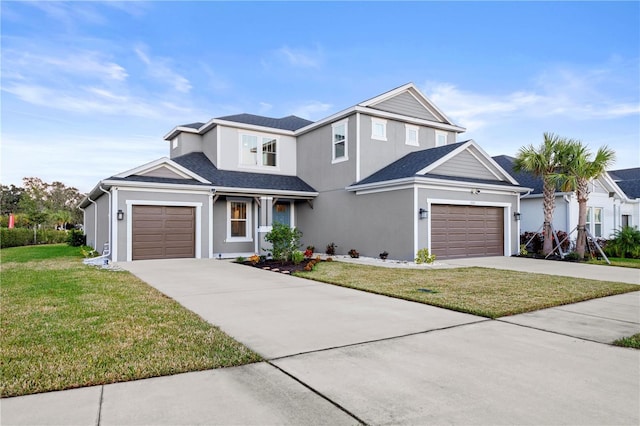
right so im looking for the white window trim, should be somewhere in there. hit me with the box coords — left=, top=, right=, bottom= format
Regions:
left=226, top=199, right=253, bottom=242
left=405, top=124, right=419, bottom=146
left=587, top=206, right=603, bottom=238
left=371, top=117, right=387, bottom=141
left=332, top=119, right=349, bottom=164
left=238, top=132, right=280, bottom=170
left=172, top=137, right=178, bottom=149
left=435, top=130, right=447, bottom=147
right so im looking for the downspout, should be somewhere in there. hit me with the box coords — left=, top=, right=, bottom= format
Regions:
left=98, top=186, right=112, bottom=259
left=85, top=194, right=99, bottom=249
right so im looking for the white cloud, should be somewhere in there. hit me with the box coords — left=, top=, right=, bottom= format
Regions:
left=134, top=45, right=192, bottom=93
left=274, top=45, right=323, bottom=68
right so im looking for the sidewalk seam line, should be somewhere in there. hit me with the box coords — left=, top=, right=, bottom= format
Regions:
left=552, top=308, right=640, bottom=325
left=95, top=385, right=104, bottom=426
left=268, top=319, right=490, bottom=361
left=265, top=361, right=368, bottom=426
left=495, top=319, right=617, bottom=345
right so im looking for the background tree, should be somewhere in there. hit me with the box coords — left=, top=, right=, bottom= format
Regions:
left=1, top=184, right=24, bottom=215
left=513, top=133, right=571, bottom=255
left=553, top=142, right=615, bottom=259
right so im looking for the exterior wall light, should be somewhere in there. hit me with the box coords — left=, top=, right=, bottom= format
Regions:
left=419, top=208, right=428, bottom=219
left=117, top=209, right=124, bottom=221
left=514, top=212, right=521, bottom=221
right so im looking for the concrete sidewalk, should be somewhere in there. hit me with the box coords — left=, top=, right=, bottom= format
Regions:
left=441, top=255, right=640, bottom=284
left=2, top=258, right=639, bottom=425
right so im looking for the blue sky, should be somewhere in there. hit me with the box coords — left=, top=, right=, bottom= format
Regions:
left=2, top=1, right=639, bottom=193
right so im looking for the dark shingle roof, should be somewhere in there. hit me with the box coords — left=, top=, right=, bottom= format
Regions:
left=216, top=114, right=314, bottom=131
left=609, top=167, right=640, bottom=182
left=492, top=155, right=543, bottom=193
left=172, top=152, right=316, bottom=193
left=179, top=122, right=205, bottom=130
left=356, top=142, right=466, bottom=185
left=616, top=180, right=640, bottom=199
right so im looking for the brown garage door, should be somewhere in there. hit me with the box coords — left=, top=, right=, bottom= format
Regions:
left=431, top=205, right=504, bottom=259
left=132, top=205, right=195, bottom=260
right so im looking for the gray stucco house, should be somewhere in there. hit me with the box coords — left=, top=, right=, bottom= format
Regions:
left=80, top=83, right=530, bottom=262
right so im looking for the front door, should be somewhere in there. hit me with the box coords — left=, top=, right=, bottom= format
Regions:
left=273, top=202, right=290, bottom=226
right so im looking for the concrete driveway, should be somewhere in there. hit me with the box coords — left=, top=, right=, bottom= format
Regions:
left=3, top=258, right=639, bottom=425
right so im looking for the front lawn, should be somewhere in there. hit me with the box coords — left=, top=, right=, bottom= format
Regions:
left=613, top=333, right=640, bottom=349
left=587, top=257, right=640, bottom=269
left=0, top=245, right=261, bottom=398
left=295, top=262, right=639, bottom=318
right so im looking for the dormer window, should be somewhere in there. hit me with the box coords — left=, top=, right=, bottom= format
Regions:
left=371, top=118, right=387, bottom=141
left=240, top=133, right=278, bottom=168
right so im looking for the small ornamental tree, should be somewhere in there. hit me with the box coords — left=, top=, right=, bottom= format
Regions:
left=264, top=221, right=302, bottom=262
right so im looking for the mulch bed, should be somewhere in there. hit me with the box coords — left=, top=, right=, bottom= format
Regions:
left=240, top=258, right=324, bottom=274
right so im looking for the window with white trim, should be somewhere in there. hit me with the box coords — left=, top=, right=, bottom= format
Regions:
left=172, top=137, right=178, bottom=149
left=371, top=118, right=387, bottom=141
left=435, top=130, right=447, bottom=147
left=405, top=124, right=419, bottom=146
left=240, top=133, right=277, bottom=168
left=227, top=200, right=252, bottom=241
left=332, top=120, right=348, bottom=163
left=586, top=207, right=603, bottom=238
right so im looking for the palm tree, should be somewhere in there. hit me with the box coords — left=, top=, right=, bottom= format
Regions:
left=513, top=133, right=571, bottom=255
left=554, top=141, right=615, bottom=259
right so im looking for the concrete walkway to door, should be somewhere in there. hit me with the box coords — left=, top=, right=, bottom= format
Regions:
left=2, top=258, right=638, bottom=425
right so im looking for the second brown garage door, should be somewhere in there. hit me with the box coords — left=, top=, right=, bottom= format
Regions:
left=431, top=205, right=504, bottom=259
left=132, top=205, right=195, bottom=260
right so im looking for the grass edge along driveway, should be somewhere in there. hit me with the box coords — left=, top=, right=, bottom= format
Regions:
left=1, top=245, right=262, bottom=398
left=295, top=261, right=639, bottom=319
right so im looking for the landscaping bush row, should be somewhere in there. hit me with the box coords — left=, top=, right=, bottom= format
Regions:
left=1, top=228, right=69, bottom=249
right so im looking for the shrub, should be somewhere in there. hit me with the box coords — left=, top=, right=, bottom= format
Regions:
left=304, top=247, right=314, bottom=258
left=264, top=222, right=302, bottom=262
left=0, top=228, right=67, bottom=248
left=325, top=242, right=337, bottom=256
left=235, top=256, right=246, bottom=263
left=605, top=226, right=640, bottom=259
left=248, top=254, right=260, bottom=265
left=291, top=250, right=305, bottom=265
left=348, top=249, right=359, bottom=258
left=379, top=251, right=389, bottom=260
left=66, top=229, right=86, bottom=247
left=415, top=248, right=436, bottom=264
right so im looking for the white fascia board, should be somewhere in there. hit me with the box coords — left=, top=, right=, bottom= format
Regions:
left=600, top=172, right=628, bottom=200
left=113, top=157, right=210, bottom=184
left=163, top=126, right=201, bottom=140
left=213, top=186, right=318, bottom=198
left=347, top=176, right=531, bottom=194
left=355, top=106, right=466, bottom=133
left=295, top=107, right=357, bottom=135
left=211, top=120, right=295, bottom=136
left=101, top=180, right=215, bottom=193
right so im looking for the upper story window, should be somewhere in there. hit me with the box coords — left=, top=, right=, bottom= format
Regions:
left=172, top=137, right=178, bottom=149
left=240, top=133, right=278, bottom=168
left=371, top=118, right=387, bottom=141
left=332, top=120, right=348, bottom=163
left=435, top=130, right=447, bottom=147
left=405, top=124, right=419, bottom=146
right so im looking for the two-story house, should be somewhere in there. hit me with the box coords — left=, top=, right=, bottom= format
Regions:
left=80, top=83, right=530, bottom=262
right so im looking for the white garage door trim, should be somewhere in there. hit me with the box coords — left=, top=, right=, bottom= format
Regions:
left=126, top=200, right=202, bottom=262
left=426, top=198, right=512, bottom=257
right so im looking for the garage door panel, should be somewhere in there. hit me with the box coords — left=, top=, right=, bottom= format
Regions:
left=431, top=205, right=504, bottom=259
left=132, top=206, right=195, bottom=260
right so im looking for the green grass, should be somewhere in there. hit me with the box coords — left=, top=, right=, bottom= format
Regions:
left=613, top=333, right=640, bottom=349
left=587, top=257, right=640, bottom=269
left=295, top=262, right=639, bottom=319
left=0, top=245, right=261, bottom=398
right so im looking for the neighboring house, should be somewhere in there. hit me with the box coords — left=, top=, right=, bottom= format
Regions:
left=609, top=168, right=640, bottom=229
left=80, top=83, right=530, bottom=262
left=493, top=156, right=638, bottom=241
